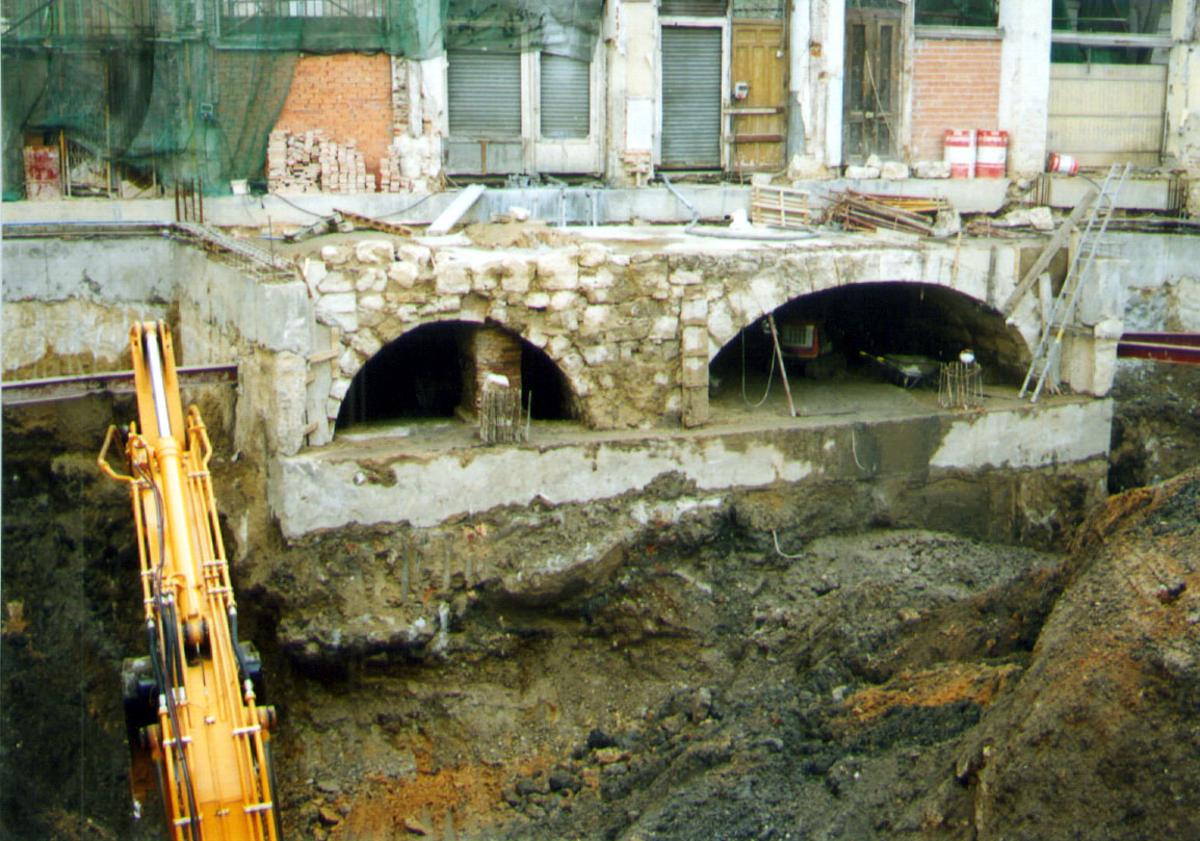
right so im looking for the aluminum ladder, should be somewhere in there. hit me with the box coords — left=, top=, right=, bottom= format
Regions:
left=1019, top=162, right=1130, bottom=403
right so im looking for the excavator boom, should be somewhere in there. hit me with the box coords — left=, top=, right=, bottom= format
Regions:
left=99, top=322, right=281, bottom=841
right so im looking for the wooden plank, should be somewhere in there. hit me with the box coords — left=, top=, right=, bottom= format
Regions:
left=1001, top=188, right=1098, bottom=318
left=427, top=183, right=486, bottom=235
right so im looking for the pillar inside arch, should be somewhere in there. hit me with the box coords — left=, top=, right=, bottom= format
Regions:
left=459, top=324, right=523, bottom=420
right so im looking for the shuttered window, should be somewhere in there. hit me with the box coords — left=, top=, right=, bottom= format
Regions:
left=540, top=53, right=591, bottom=139
left=660, top=0, right=727, bottom=16
left=448, top=50, right=521, bottom=137
left=661, top=26, right=722, bottom=168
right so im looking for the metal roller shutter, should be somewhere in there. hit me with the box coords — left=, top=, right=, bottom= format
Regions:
left=448, top=50, right=521, bottom=137
left=661, top=27, right=722, bottom=169
left=660, top=0, right=727, bottom=16
left=540, top=53, right=591, bottom=139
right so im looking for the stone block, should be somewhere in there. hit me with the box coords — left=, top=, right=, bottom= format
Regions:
left=582, top=345, right=611, bottom=366
left=388, top=260, right=419, bottom=287
left=359, top=293, right=385, bottom=312
left=350, top=329, right=383, bottom=360
left=581, top=305, right=611, bottom=337
left=680, top=296, right=708, bottom=325
left=526, top=292, right=550, bottom=310
left=338, top=346, right=362, bottom=376
left=329, top=377, right=351, bottom=400
left=844, top=165, right=880, bottom=179
left=321, top=245, right=351, bottom=265
left=579, top=243, right=608, bottom=268
left=670, top=268, right=703, bottom=286
left=548, top=335, right=572, bottom=358
left=427, top=296, right=461, bottom=313
left=434, top=256, right=471, bottom=295
left=500, top=258, right=533, bottom=293
left=537, top=249, right=580, bottom=291
left=356, top=267, right=387, bottom=292
left=356, top=239, right=395, bottom=263
left=315, top=293, right=358, bottom=332
left=681, top=387, right=709, bottom=428
left=913, top=160, right=951, bottom=179
left=681, top=356, right=707, bottom=388
left=302, top=258, right=327, bottom=294
left=549, top=290, right=580, bottom=312
left=526, top=326, right=549, bottom=348
left=650, top=314, right=679, bottom=340
left=397, top=244, right=432, bottom=267
left=681, top=325, right=707, bottom=356
left=318, top=271, right=354, bottom=293
left=881, top=161, right=909, bottom=180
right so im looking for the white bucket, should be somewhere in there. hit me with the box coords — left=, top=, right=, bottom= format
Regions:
left=944, top=129, right=975, bottom=179
left=230, top=179, right=249, bottom=195
left=1046, top=152, right=1079, bottom=176
left=975, top=130, right=1008, bottom=178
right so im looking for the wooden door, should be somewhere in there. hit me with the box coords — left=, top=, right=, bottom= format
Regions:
left=730, top=21, right=787, bottom=173
left=843, top=8, right=901, bottom=162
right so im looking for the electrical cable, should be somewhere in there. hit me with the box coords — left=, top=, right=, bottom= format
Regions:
left=741, top=328, right=776, bottom=408
left=771, top=529, right=805, bottom=560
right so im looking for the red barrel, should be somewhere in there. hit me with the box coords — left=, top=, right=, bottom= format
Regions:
left=943, top=129, right=975, bottom=179
left=975, top=130, right=1008, bottom=178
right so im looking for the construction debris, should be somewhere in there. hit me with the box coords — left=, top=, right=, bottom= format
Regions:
left=267, top=129, right=376, bottom=194
left=825, top=190, right=952, bottom=236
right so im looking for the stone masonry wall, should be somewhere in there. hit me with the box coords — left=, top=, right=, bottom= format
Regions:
left=298, top=235, right=1030, bottom=446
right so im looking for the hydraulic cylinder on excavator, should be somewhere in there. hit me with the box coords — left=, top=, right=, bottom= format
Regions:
left=99, top=322, right=281, bottom=841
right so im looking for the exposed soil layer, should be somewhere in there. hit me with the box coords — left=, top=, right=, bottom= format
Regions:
left=1109, top=362, right=1200, bottom=492
left=4, top=394, right=1198, bottom=841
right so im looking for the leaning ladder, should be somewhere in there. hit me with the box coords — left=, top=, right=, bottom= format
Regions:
left=1019, top=162, right=1130, bottom=403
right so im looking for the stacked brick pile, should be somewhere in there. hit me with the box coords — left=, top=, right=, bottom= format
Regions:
left=379, top=134, right=442, bottom=194
left=267, top=129, right=323, bottom=193
left=267, top=129, right=377, bottom=194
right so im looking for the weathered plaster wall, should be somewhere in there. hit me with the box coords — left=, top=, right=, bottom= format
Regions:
left=2, top=237, right=176, bottom=378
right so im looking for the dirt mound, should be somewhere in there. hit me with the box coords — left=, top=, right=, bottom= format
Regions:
left=943, top=467, right=1200, bottom=841
left=464, top=220, right=576, bottom=249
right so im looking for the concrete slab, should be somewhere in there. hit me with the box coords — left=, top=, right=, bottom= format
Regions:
left=269, top=394, right=1111, bottom=538
left=1046, top=175, right=1175, bottom=211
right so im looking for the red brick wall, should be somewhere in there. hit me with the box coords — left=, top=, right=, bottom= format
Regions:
left=273, top=54, right=393, bottom=180
left=909, top=38, right=1002, bottom=162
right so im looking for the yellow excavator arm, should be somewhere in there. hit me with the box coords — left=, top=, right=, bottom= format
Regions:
left=99, top=322, right=281, bottom=841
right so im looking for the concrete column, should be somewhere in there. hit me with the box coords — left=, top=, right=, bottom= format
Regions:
left=787, top=0, right=812, bottom=162
left=1164, top=0, right=1200, bottom=175
left=997, top=0, right=1051, bottom=176
left=606, top=0, right=658, bottom=187
left=822, top=0, right=846, bottom=169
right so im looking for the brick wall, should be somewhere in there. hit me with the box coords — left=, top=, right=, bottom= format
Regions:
left=273, top=54, right=393, bottom=180
left=910, top=38, right=1002, bottom=162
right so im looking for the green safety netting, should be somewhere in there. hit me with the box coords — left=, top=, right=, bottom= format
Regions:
left=1, top=0, right=601, bottom=199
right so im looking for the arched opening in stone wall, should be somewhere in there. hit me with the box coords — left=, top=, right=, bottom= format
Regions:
left=708, top=282, right=1028, bottom=412
left=336, top=320, right=577, bottom=433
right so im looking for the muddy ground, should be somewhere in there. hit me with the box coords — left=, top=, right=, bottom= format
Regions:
left=3, top=389, right=1199, bottom=841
